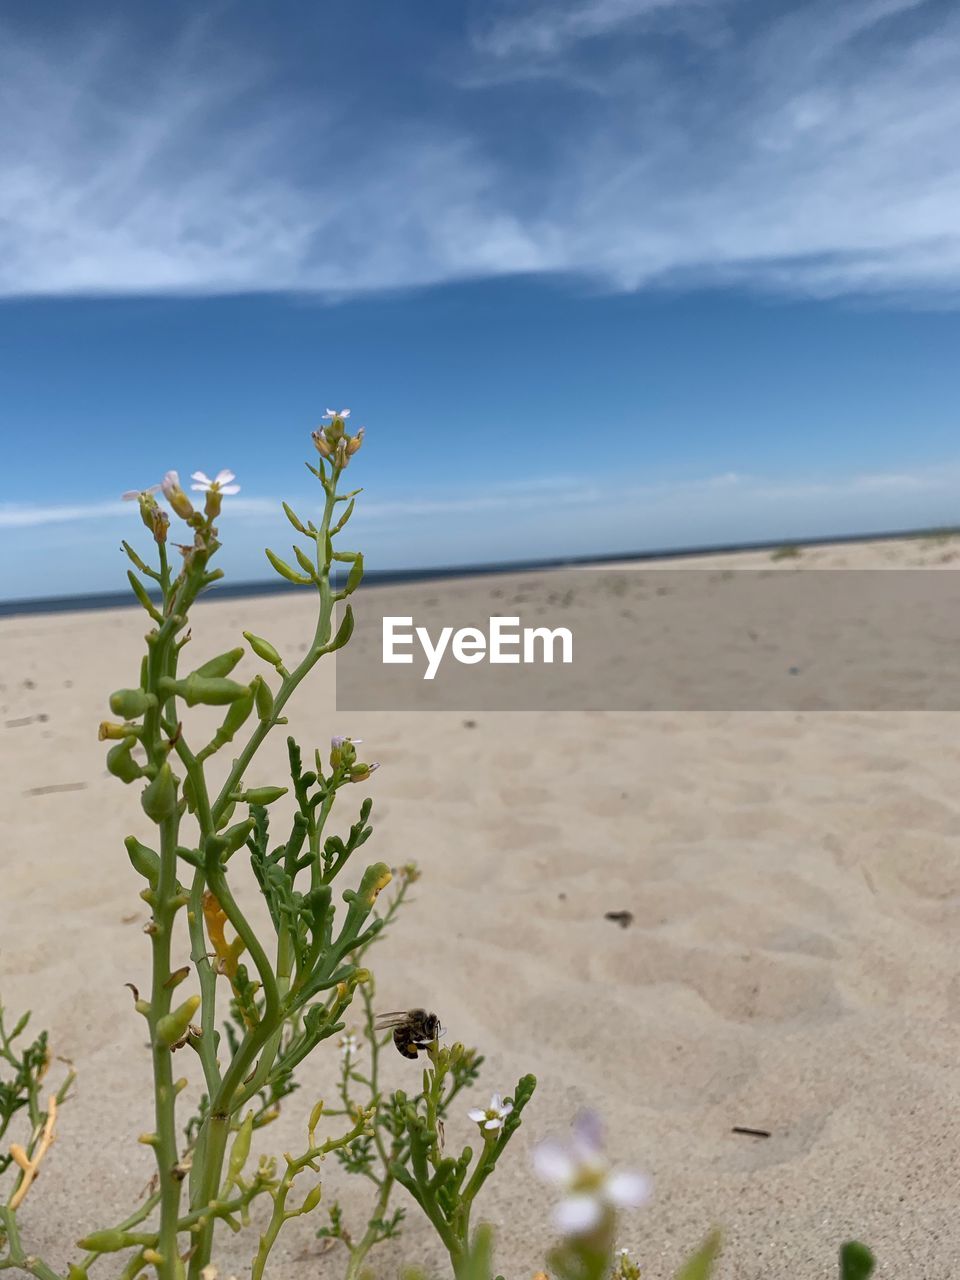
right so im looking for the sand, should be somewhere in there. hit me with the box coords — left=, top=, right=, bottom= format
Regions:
left=2, top=534, right=960, bottom=1279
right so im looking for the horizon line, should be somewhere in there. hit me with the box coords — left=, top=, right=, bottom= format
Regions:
left=2, top=522, right=958, bottom=619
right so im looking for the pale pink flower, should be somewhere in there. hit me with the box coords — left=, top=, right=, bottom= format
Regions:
left=533, top=1112, right=650, bottom=1236
left=122, top=484, right=160, bottom=501
left=468, top=1093, right=513, bottom=1132
left=190, top=469, right=240, bottom=495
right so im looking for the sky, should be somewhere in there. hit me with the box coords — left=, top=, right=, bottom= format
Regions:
left=2, top=0, right=959, bottom=600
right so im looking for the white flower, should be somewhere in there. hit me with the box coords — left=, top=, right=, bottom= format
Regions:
left=331, top=736, right=363, bottom=748
left=122, top=484, right=160, bottom=501
left=339, top=1033, right=359, bottom=1059
left=468, top=1092, right=513, bottom=1132
left=323, top=408, right=351, bottom=419
left=533, top=1112, right=650, bottom=1237
left=190, top=469, right=240, bottom=495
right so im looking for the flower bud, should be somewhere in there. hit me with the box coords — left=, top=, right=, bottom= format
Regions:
left=161, top=470, right=195, bottom=520
left=346, top=427, right=365, bottom=457
left=312, top=428, right=333, bottom=458
left=152, top=507, right=170, bottom=544
left=137, top=492, right=163, bottom=537
left=349, top=761, right=380, bottom=784
left=109, top=688, right=156, bottom=719
left=329, top=736, right=358, bottom=771
left=156, top=995, right=201, bottom=1048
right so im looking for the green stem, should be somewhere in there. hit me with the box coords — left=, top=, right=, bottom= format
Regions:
left=209, top=473, right=341, bottom=828
left=147, top=808, right=187, bottom=1278
left=0, top=1207, right=64, bottom=1280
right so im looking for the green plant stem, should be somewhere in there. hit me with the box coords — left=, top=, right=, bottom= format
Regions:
left=0, top=1208, right=63, bottom=1280
left=148, top=808, right=187, bottom=1277
left=344, top=1172, right=395, bottom=1280
left=250, top=1114, right=369, bottom=1280
left=186, top=472, right=343, bottom=1280
left=209, top=473, right=341, bottom=829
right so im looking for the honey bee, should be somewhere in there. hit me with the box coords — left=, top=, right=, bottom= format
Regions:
left=374, top=1008, right=444, bottom=1059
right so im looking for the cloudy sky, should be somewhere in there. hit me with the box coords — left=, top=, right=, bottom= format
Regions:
left=2, top=0, right=959, bottom=599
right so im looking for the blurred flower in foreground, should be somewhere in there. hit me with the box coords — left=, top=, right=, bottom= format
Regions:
left=534, top=1112, right=650, bottom=1236
left=468, top=1092, right=513, bottom=1132
left=191, top=469, right=240, bottom=496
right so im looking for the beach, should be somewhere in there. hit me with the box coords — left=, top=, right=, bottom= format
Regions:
left=2, top=534, right=960, bottom=1279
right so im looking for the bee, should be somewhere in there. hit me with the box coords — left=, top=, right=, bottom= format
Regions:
left=374, top=1008, right=444, bottom=1059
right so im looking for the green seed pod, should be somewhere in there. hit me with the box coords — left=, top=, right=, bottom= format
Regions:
left=215, top=691, right=254, bottom=744
left=141, top=762, right=177, bottom=822
left=194, top=647, right=245, bottom=679
left=282, top=501, right=307, bottom=534
left=243, top=631, right=284, bottom=669
left=182, top=772, right=197, bottom=813
left=109, top=688, right=156, bottom=719
left=107, top=736, right=143, bottom=784
left=329, top=604, right=354, bottom=652
left=127, top=571, right=162, bottom=621
left=76, top=1230, right=134, bottom=1253
left=253, top=674, right=275, bottom=721
left=216, top=799, right=237, bottom=830
left=125, top=836, right=160, bottom=884
left=156, top=994, right=201, bottom=1048
left=294, top=544, right=318, bottom=578
left=221, top=817, right=256, bottom=858
left=240, top=785, right=288, bottom=805
left=161, top=674, right=251, bottom=707
left=331, top=498, right=355, bottom=535
left=227, top=1110, right=254, bottom=1184
left=344, top=552, right=364, bottom=596
left=300, top=1183, right=323, bottom=1214
left=265, top=547, right=312, bottom=585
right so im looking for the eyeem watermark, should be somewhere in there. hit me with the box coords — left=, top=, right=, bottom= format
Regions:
left=383, top=614, right=574, bottom=680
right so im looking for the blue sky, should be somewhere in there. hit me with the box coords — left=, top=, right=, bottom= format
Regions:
left=2, top=0, right=959, bottom=599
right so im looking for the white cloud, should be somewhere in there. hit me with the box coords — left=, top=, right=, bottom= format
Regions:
left=1, top=2, right=959, bottom=301
left=0, top=496, right=278, bottom=528
left=471, top=0, right=695, bottom=59
left=2, top=462, right=953, bottom=532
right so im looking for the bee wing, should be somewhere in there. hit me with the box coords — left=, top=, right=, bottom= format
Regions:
left=374, top=1011, right=411, bottom=1030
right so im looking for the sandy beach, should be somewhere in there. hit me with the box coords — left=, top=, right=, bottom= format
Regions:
left=3, top=534, right=960, bottom=1279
